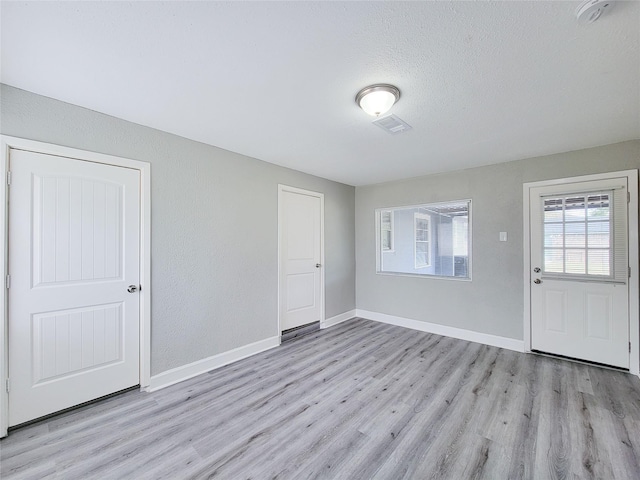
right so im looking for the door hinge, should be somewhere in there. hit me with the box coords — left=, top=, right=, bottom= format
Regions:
left=628, top=192, right=631, bottom=203
left=6, top=171, right=11, bottom=186
left=5, top=275, right=10, bottom=289
left=630, top=342, right=632, bottom=353
left=5, top=379, right=9, bottom=393
left=629, top=266, right=632, bottom=278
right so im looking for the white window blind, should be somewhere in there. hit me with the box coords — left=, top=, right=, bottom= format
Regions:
left=542, top=189, right=627, bottom=281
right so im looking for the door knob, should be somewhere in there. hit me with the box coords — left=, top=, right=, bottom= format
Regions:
left=127, top=285, right=139, bottom=293
left=315, top=263, right=321, bottom=268
left=533, top=267, right=541, bottom=273
left=534, top=279, right=542, bottom=284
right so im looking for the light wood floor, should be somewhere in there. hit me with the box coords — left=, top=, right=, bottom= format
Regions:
left=2, top=318, right=640, bottom=479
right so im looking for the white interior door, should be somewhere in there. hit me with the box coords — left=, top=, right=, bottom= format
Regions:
left=8, top=149, right=140, bottom=426
left=530, top=177, right=630, bottom=368
left=279, top=186, right=323, bottom=332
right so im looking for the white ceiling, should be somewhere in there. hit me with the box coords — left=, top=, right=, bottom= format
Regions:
left=1, top=1, right=639, bottom=186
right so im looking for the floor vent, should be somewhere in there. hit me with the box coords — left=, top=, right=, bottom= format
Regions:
left=372, top=114, right=412, bottom=135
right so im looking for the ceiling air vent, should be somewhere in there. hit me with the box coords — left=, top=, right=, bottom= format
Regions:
left=372, top=114, right=412, bottom=135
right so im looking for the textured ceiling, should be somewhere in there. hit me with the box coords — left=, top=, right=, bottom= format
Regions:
left=1, top=1, right=639, bottom=186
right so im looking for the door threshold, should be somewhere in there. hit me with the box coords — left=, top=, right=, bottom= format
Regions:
left=7, top=385, right=140, bottom=433
left=531, top=350, right=629, bottom=372
left=281, top=321, right=320, bottom=343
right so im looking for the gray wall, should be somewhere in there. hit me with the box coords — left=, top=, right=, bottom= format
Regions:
left=1, top=84, right=356, bottom=375
left=356, top=140, right=640, bottom=340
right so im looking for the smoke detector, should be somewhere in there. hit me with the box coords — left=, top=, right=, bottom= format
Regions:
left=576, top=0, right=615, bottom=23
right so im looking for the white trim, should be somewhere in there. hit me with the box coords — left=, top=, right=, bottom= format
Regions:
left=0, top=136, right=152, bottom=437
left=146, top=336, right=280, bottom=392
left=321, top=310, right=356, bottom=329
left=0, top=140, right=7, bottom=438
left=356, top=309, right=525, bottom=352
left=277, top=184, right=325, bottom=335
left=523, top=170, right=639, bottom=375
left=632, top=174, right=640, bottom=376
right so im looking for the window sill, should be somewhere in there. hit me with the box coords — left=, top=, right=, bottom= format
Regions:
left=376, top=271, right=472, bottom=282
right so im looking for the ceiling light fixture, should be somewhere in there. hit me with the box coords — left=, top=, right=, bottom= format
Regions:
left=355, top=84, right=400, bottom=117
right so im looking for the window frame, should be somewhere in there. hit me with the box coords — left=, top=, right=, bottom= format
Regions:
left=375, top=199, right=472, bottom=281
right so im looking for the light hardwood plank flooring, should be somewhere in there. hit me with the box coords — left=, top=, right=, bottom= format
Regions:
left=2, top=318, right=640, bottom=479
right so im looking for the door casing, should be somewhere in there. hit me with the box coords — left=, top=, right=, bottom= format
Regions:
left=523, top=170, right=639, bottom=375
left=0, top=136, right=152, bottom=437
left=277, top=184, right=325, bottom=337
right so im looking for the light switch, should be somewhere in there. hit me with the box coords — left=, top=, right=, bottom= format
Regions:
left=499, top=232, right=508, bottom=242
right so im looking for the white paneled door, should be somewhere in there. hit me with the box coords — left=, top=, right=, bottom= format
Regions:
left=530, top=177, right=630, bottom=368
left=279, top=186, right=323, bottom=332
left=8, top=149, right=140, bottom=426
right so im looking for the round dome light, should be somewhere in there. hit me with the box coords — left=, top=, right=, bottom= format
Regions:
left=355, top=84, right=401, bottom=117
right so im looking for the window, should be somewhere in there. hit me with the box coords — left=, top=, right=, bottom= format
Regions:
left=414, top=213, right=431, bottom=268
left=376, top=200, right=471, bottom=279
left=543, top=192, right=613, bottom=277
left=452, top=216, right=468, bottom=256
left=381, top=210, right=394, bottom=251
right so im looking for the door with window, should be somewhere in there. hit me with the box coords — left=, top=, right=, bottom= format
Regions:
left=530, top=177, right=629, bottom=368
left=8, top=148, right=141, bottom=426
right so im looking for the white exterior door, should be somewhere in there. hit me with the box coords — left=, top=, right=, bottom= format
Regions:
left=8, top=149, right=140, bottom=426
left=530, top=177, right=630, bottom=368
left=279, top=186, right=323, bottom=332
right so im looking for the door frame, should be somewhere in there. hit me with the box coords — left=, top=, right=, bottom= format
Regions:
left=277, top=184, right=325, bottom=338
left=523, top=170, right=639, bottom=375
left=0, top=136, right=152, bottom=437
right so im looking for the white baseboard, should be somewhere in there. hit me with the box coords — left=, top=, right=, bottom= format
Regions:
left=356, top=309, right=525, bottom=352
left=146, top=336, right=280, bottom=392
left=146, top=310, right=522, bottom=392
left=321, top=309, right=356, bottom=329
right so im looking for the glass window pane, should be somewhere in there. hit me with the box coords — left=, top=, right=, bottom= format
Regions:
left=381, top=211, right=391, bottom=228
left=565, top=222, right=585, bottom=247
left=452, top=216, right=468, bottom=256
left=544, top=223, right=563, bottom=247
left=376, top=200, right=470, bottom=278
left=544, top=198, right=563, bottom=222
left=588, top=250, right=610, bottom=276
left=565, top=196, right=586, bottom=222
left=587, top=221, right=610, bottom=248
left=382, top=231, right=391, bottom=250
left=565, top=249, right=586, bottom=274
left=587, top=194, right=610, bottom=220
left=540, top=190, right=614, bottom=278
left=544, top=249, right=564, bottom=273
